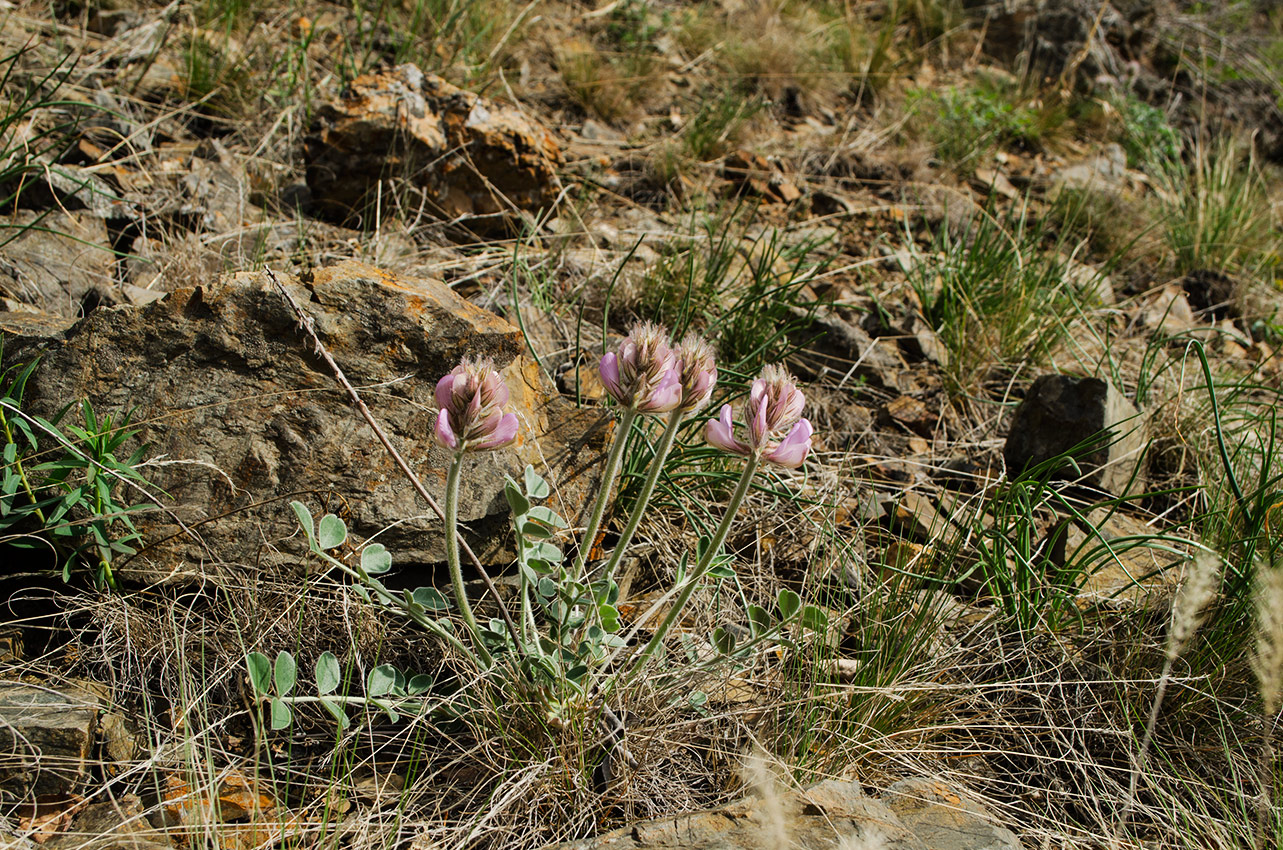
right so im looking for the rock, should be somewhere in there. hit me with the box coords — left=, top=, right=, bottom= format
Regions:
left=723, top=150, right=802, bottom=204
left=880, top=395, right=937, bottom=437
left=304, top=64, right=562, bottom=232
left=540, top=779, right=926, bottom=849
left=0, top=211, right=117, bottom=317
left=46, top=796, right=172, bottom=850
left=1004, top=375, right=1147, bottom=497
left=17, top=161, right=136, bottom=222
left=0, top=682, right=105, bottom=797
left=1135, top=285, right=1200, bottom=336
left=980, top=0, right=1130, bottom=89
left=1051, top=144, right=1130, bottom=193
left=6, top=260, right=604, bottom=573
left=1057, top=509, right=1183, bottom=608
left=882, top=778, right=1022, bottom=850
left=789, top=307, right=912, bottom=393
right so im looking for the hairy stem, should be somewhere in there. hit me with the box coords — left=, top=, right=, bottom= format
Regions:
left=602, top=408, right=683, bottom=591
left=632, top=453, right=760, bottom=676
left=573, top=406, right=639, bottom=580
left=446, top=453, right=493, bottom=668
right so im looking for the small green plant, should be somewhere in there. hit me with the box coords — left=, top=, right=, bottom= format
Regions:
left=1, top=354, right=154, bottom=589
left=1150, top=135, right=1279, bottom=277
left=251, top=332, right=827, bottom=756
left=1111, top=94, right=1181, bottom=169
left=0, top=44, right=94, bottom=221
left=908, top=80, right=1061, bottom=173
left=901, top=200, right=1100, bottom=395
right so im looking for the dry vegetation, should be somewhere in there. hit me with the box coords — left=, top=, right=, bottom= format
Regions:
left=2, top=0, right=1283, bottom=848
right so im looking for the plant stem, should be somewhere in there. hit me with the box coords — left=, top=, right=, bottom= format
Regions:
left=601, top=408, right=683, bottom=590
left=446, top=453, right=493, bottom=669
left=573, top=406, right=638, bottom=581
left=632, top=453, right=760, bottom=676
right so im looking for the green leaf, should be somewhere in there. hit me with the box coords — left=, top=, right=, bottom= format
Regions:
left=537, top=577, right=557, bottom=599
left=707, top=564, right=735, bottom=579
left=526, top=506, right=567, bottom=528
left=407, top=674, right=434, bottom=695
left=801, top=605, right=829, bottom=633
left=274, top=651, right=297, bottom=696
left=598, top=603, right=620, bottom=633
left=315, top=651, right=341, bottom=695
left=290, top=501, right=316, bottom=546
left=317, top=514, right=347, bottom=549
left=520, top=520, right=554, bottom=539
left=361, top=543, right=392, bottom=575
left=246, top=652, right=272, bottom=694
left=524, top=465, right=550, bottom=499
left=367, top=665, right=397, bottom=697
left=270, top=697, right=293, bottom=730
left=777, top=589, right=802, bottom=621
left=504, top=479, right=530, bottom=515
left=319, top=697, right=350, bottom=729
left=747, top=605, right=771, bottom=636
left=411, top=586, right=451, bottom=612
left=566, top=664, right=589, bottom=683
left=712, top=626, right=736, bottom=654
left=528, top=541, right=563, bottom=564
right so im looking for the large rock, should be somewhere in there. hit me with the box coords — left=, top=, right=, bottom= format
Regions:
left=0, top=682, right=104, bottom=798
left=1003, top=374, right=1146, bottom=496
left=6, top=260, right=604, bottom=574
left=304, top=64, right=562, bottom=232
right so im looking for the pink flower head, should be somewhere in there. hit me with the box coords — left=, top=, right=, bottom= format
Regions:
left=434, top=359, right=519, bottom=453
left=704, top=364, right=812, bottom=468
left=674, top=333, right=718, bottom=415
left=598, top=322, right=682, bottom=414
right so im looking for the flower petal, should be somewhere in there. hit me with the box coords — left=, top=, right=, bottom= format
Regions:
left=435, top=374, right=455, bottom=409
left=599, top=352, right=624, bottom=404
left=639, top=367, right=682, bottom=413
left=434, top=409, right=458, bottom=451
left=765, top=418, right=813, bottom=468
left=705, top=404, right=748, bottom=455
left=471, top=412, right=519, bottom=451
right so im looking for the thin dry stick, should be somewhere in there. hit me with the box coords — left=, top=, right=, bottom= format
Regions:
left=266, top=268, right=522, bottom=654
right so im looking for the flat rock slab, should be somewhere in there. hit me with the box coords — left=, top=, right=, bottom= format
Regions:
left=7, top=260, right=605, bottom=575
left=882, top=779, right=1021, bottom=850
left=541, top=778, right=1022, bottom=850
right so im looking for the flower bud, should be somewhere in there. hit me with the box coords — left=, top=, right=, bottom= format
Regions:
left=434, top=359, right=519, bottom=453
left=704, top=364, right=812, bottom=468
left=674, top=333, right=718, bottom=415
left=598, top=322, right=682, bottom=414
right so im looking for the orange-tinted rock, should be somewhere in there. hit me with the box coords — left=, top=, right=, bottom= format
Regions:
left=304, top=64, right=562, bottom=233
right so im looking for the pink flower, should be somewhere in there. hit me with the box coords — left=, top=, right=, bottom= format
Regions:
left=704, top=365, right=812, bottom=468
left=434, top=359, right=519, bottom=453
left=674, top=333, right=718, bottom=415
left=599, top=322, right=682, bottom=414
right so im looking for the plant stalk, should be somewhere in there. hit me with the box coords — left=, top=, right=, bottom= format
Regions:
left=573, top=406, right=639, bottom=580
left=632, top=453, right=760, bottom=675
left=601, top=408, right=683, bottom=589
left=446, top=453, right=493, bottom=669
